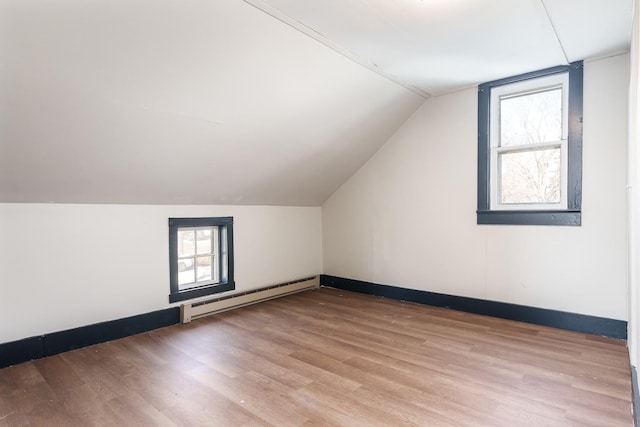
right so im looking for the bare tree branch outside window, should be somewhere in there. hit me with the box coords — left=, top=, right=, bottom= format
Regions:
left=499, top=88, right=562, bottom=204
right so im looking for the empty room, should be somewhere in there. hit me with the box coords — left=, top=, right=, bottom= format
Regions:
left=1, top=0, right=639, bottom=425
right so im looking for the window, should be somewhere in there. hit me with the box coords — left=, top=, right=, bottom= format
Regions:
left=477, top=61, right=583, bottom=225
left=169, top=217, right=234, bottom=303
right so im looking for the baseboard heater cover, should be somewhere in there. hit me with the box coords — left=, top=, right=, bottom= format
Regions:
left=180, top=276, right=319, bottom=323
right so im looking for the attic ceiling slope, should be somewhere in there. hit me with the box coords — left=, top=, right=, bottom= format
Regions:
left=0, top=0, right=424, bottom=206
left=1, top=0, right=631, bottom=206
left=258, top=0, right=633, bottom=95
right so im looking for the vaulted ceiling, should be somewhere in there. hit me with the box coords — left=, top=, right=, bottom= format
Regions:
left=253, top=0, right=633, bottom=96
left=0, top=0, right=633, bottom=206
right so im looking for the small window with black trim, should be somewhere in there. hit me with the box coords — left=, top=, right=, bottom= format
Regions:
left=477, top=61, right=583, bottom=226
left=169, top=217, right=234, bottom=303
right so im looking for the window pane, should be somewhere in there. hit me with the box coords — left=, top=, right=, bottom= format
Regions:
left=178, top=258, right=195, bottom=287
left=500, top=88, right=562, bottom=147
left=499, top=148, right=561, bottom=204
left=196, top=228, right=212, bottom=255
left=196, top=256, right=212, bottom=282
left=177, top=230, right=195, bottom=257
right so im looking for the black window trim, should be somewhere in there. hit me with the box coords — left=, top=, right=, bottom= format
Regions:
left=169, top=216, right=235, bottom=303
left=477, top=61, right=583, bottom=226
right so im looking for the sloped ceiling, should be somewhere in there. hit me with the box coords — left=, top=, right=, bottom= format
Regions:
left=253, top=0, right=633, bottom=95
left=0, top=0, right=425, bottom=205
left=0, top=0, right=632, bottom=206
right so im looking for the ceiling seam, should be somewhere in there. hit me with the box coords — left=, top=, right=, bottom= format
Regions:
left=540, top=0, right=570, bottom=64
left=242, top=0, right=431, bottom=99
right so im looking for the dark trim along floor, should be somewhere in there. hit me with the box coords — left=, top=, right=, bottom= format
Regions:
left=320, top=275, right=627, bottom=340
left=1, top=278, right=627, bottom=370
left=633, top=366, right=640, bottom=426
left=0, top=308, right=180, bottom=369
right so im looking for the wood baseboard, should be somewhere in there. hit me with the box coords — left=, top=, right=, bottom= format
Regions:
left=320, top=275, right=627, bottom=339
left=0, top=307, right=179, bottom=369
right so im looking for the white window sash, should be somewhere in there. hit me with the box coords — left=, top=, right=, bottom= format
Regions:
left=490, top=140, right=568, bottom=210
left=489, top=73, right=569, bottom=211
left=177, top=225, right=221, bottom=290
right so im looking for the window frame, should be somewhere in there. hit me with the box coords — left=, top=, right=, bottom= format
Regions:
left=489, top=73, right=569, bottom=210
left=169, top=216, right=234, bottom=303
left=477, top=61, right=583, bottom=226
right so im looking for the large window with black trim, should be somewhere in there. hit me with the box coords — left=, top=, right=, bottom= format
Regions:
left=169, top=217, right=234, bottom=303
left=477, top=61, right=583, bottom=226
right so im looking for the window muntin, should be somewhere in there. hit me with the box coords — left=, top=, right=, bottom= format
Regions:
left=169, top=217, right=234, bottom=303
left=477, top=61, right=583, bottom=226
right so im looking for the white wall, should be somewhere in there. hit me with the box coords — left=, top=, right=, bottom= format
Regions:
left=628, top=0, right=639, bottom=368
left=323, top=54, right=629, bottom=321
left=0, top=204, right=322, bottom=344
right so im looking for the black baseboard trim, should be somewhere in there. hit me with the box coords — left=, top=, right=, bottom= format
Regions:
left=0, top=307, right=180, bottom=369
left=633, top=366, right=640, bottom=427
left=0, top=336, right=44, bottom=370
left=320, top=275, right=627, bottom=339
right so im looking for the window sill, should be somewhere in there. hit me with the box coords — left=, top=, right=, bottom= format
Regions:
left=477, top=210, right=581, bottom=226
left=169, top=281, right=235, bottom=303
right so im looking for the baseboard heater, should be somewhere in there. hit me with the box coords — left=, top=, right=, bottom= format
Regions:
left=180, top=276, right=319, bottom=323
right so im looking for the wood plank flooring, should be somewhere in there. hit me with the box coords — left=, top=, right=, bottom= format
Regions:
left=0, top=288, right=633, bottom=426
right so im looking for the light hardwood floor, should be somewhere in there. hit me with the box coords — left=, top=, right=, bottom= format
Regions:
left=0, top=288, right=633, bottom=426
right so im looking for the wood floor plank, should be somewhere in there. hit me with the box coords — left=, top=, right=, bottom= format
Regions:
left=0, top=288, right=633, bottom=426
left=33, top=355, right=84, bottom=392
left=187, top=365, right=309, bottom=426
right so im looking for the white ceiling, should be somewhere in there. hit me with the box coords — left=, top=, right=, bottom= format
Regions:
left=0, top=0, right=633, bottom=206
left=252, top=0, right=633, bottom=96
